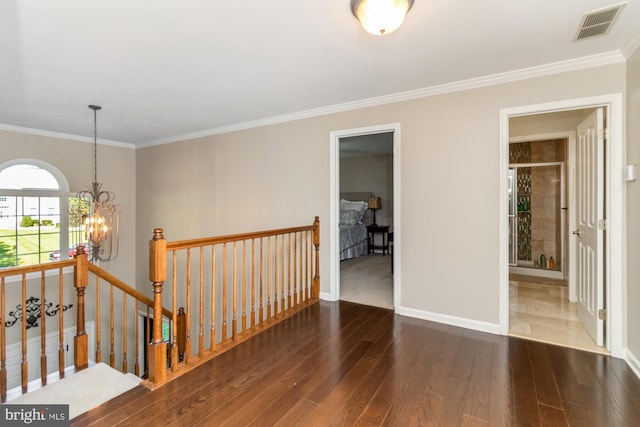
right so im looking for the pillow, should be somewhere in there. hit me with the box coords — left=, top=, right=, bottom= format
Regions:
left=340, top=209, right=362, bottom=225
left=340, top=199, right=367, bottom=220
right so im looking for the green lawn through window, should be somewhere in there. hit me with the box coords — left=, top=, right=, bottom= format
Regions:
left=0, top=227, right=83, bottom=267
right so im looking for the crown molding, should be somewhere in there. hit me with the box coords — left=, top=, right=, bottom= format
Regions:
left=621, top=27, right=640, bottom=58
left=0, top=123, right=135, bottom=149
left=140, top=51, right=625, bottom=148
left=1, top=51, right=627, bottom=149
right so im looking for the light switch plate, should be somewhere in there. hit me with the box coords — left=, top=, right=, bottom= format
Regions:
left=626, top=164, right=636, bottom=182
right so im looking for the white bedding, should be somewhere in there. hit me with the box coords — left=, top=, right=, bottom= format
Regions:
left=340, top=222, right=368, bottom=260
left=339, top=198, right=369, bottom=261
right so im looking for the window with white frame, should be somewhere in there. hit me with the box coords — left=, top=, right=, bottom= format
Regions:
left=0, top=162, right=85, bottom=268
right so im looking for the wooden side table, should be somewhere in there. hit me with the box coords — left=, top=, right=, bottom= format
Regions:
left=367, top=225, right=390, bottom=256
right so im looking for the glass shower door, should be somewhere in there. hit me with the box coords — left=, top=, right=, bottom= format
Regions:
left=508, top=163, right=564, bottom=273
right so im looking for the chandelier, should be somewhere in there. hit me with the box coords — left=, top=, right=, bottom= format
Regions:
left=76, top=105, right=122, bottom=262
left=350, top=0, right=414, bottom=35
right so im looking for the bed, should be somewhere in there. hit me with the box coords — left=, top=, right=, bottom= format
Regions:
left=339, top=192, right=373, bottom=261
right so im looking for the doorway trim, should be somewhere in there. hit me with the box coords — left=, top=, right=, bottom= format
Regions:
left=328, top=123, right=401, bottom=311
left=499, top=94, right=624, bottom=358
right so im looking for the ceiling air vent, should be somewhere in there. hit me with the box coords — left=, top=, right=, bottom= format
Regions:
left=574, top=2, right=627, bottom=41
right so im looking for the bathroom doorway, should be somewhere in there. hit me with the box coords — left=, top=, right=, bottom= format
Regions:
left=500, top=94, right=624, bottom=358
left=506, top=109, right=608, bottom=354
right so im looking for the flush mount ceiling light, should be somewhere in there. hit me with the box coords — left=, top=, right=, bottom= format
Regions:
left=350, top=0, right=414, bottom=35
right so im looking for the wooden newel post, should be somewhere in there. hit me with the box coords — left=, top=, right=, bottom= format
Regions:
left=313, top=216, right=320, bottom=300
left=74, top=246, right=89, bottom=370
left=148, top=228, right=167, bottom=384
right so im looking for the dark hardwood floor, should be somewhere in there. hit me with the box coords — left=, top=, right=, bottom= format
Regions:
left=72, top=301, right=640, bottom=426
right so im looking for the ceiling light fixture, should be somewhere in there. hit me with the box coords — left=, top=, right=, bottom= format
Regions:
left=350, top=0, right=414, bottom=35
left=76, top=105, right=122, bottom=262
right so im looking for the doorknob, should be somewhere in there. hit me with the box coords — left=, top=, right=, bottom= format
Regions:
left=572, top=229, right=581, bottom=237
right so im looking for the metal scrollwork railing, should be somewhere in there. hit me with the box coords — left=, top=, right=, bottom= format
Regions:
left=4, top=296, right=73, bottom=329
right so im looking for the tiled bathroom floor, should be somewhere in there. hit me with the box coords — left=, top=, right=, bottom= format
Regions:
left=509, top=277, right=609, bottom=355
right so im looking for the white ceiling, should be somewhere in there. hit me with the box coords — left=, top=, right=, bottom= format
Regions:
left=340, top=132, right=393, bottom=158
left=1, top=1, right=640, bottom=148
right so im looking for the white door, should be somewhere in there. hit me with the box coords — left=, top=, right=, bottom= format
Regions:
left=574, top=108, right=605, bottom=346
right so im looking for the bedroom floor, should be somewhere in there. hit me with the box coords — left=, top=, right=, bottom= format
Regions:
left=340, top=254, right=393, bottom=309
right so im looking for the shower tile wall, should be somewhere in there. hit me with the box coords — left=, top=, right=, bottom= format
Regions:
left=531, top=139, right=564, bottom=163
left=531, top=140, right=564, bottom=269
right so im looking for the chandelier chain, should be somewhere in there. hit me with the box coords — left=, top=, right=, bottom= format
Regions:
left=89, top=104, right=102, bottom=184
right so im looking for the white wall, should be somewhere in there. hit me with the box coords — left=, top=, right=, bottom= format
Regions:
left=340, top=153, right=393, bottom=227
left=626, top=46, right=640, bottom=365
left=136, top=62, right=627, bottom=329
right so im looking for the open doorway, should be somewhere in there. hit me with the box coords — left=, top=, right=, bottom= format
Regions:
left=500, top=94, right=625, bottom=358
left=329, top=123, right=401, bottom=311
left=506, top=112, right=609, bottom=354
left=338, top=132, right=394, bottom=309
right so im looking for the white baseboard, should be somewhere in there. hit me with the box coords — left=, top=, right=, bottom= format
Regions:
left=625, top=348, right=640, bottom=380
left=319, top=292, right=336, bottom=301
left=396, top=306, right=502, bottom=335
left=318, top=297, right=501, bottom=335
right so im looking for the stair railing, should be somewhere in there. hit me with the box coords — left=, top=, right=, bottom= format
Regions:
left=146, top=217, right=320, bottom=384
left=0, top=245, right=175, bottom=401
left=0, top=217, right=320, bottom=399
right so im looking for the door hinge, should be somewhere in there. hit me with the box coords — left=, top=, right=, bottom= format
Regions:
left=598, top=309, right=607, bottom=321
left=598, top=219, right=607, bottom=230
left=598, top=127, right=608, bottom=141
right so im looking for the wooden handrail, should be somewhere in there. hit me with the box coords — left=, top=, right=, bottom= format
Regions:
left=87, top=263, right=172, bottom=319
left=146, top=217, right=320, bottom=387
left=165, top=224, right=317, bottom=251
left=0, top=259, right=75, bottom=278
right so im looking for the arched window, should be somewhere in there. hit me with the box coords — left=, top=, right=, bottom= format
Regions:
left=0, top=161, right=77, bottom=268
